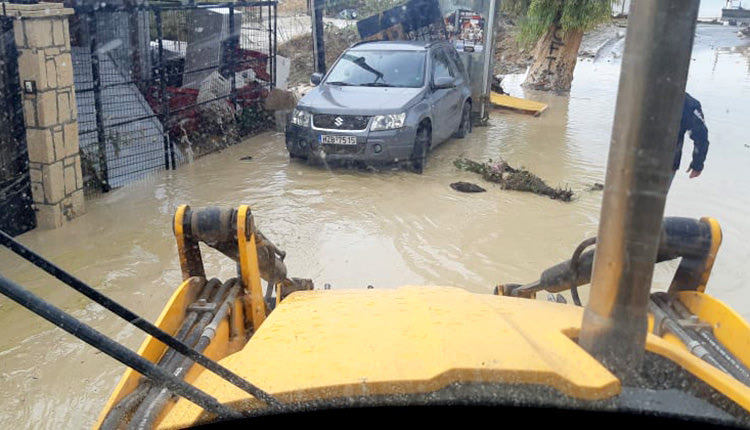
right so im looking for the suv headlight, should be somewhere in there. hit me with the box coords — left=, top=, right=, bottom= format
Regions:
left=291, top=108, right=311, bottom=127
left=370, top=113, right=406, bottom=131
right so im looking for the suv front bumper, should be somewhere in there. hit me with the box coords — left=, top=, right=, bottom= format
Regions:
left=285, top=124, right=417, bottom=165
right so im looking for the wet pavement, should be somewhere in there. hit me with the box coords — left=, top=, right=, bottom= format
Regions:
left=0, top=23, right=749, bottom=429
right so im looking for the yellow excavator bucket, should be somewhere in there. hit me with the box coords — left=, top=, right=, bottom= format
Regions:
left=94, top=208, right=750, bottom=429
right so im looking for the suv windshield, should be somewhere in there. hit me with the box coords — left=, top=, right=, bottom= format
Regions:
left=325, top=50, right=426, bottom=88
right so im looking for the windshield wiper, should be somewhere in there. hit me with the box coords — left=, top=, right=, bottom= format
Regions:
left=327, top=81, right=352, bottom=86
left=342, top=54, right=385, bottom=81
left=359, top=82, right=394, bottom=87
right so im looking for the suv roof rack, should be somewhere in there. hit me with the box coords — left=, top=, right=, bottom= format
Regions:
left=425, top=40, right=450, bottom=48
left=350, top=39, right=373, bottom=47
left=349, top=39, right=446, bottom=49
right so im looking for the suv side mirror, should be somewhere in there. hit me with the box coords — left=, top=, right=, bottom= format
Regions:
left=432, top=76, right=455, bottom=90
left=310, top=72, right=324, bottom=86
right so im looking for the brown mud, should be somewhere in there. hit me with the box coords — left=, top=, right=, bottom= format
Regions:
left=494, top=16, right=534, bottom=75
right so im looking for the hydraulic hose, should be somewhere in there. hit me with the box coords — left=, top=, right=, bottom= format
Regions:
left=101, top=385, right=150, bottom=430
left=650, top=294, right=729, bottom=373
left=130, top=284, right=242, bottom=430
left=667, top=298, right=750, bottom=385
left=155, top=279, right=220, bottom=369
left=506, top=218, right=716, bottom=298
left=568, top=238, right=595, bottom=306
left=162, top=279, right=233, bottom=372
left=160, top=279, right=231, bottom=374
left=127, top=279, right=236, bottom=429
left=102, top=279, right=221, bottom=430
left=0, top=274, right=242, bottom=421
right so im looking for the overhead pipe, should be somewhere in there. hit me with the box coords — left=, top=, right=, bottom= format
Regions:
left=0, top=275, right=242, bottom=420
left=578, top=0, right=700, bottom=382
left=0, top=230, right=280, bottom=408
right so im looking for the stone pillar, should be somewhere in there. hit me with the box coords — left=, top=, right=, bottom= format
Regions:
left=5, top=2, right=84, bottom=229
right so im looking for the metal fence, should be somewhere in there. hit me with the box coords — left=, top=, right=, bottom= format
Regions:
left=71, top=2, right=277, bottom=194
left=0, top=14, right=34, bottom=236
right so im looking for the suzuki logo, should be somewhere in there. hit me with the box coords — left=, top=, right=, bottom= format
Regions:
left=334, top=117, right=344, bottom=127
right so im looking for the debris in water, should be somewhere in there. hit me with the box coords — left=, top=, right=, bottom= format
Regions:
left=240, top=156, right=253, bottom=161
left=454, top=158, right=574, bottom=202
left=450, top=181, right=486, bottom=193
left=588, top=182, right=604, bottom=191
left=491, top=75, right=507, bottom=95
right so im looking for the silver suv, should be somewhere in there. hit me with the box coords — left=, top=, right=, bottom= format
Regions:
left=285, top=40, right=473, bottom=173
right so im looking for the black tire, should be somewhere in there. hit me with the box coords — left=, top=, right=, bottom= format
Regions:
left=411, top=124, right=430, bottom=174
left=454, top=102, right=472, bottom=139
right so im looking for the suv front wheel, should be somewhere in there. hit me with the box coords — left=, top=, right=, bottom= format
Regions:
left=411, top=124, right=431, bottom=174
left=454, top=101, right=472, bottom=139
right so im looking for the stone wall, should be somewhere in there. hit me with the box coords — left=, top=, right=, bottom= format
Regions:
left=5, top=3, right=84, bottom=229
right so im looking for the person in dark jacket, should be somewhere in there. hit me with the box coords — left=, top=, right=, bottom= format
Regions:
left=672, top=93, right=709, bottom=186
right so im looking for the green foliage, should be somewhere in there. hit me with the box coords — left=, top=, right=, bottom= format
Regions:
left=513, top=0, right=618, bottom=47
left=501, top=0, right=533, bottom=16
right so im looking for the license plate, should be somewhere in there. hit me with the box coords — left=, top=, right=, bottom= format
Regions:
left=320, top=135, right=357, bottom=145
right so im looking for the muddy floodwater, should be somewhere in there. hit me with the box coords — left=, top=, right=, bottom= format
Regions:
left=1, top=24, right=750, bottom=429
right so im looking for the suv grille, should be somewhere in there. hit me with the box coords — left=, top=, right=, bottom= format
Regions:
left=313, top=114, right=371, bottom=130
left=322, top=144, right=365, bottom=155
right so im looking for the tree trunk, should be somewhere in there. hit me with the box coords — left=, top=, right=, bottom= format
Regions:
left=522, top=24, right=584, bottom=92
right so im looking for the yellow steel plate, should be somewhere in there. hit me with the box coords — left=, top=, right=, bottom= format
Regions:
left=158, top=286, right=619, bottom=428
left=490, top=92, right=548, bottom=116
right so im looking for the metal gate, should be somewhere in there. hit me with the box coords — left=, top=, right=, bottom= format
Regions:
left=0, top=15, right=35, bottom=236
left=71, top=2, right=277, bottom=194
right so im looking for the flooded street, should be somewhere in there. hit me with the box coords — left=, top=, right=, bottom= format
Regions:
left=1, top=23, right=750, bottom=429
